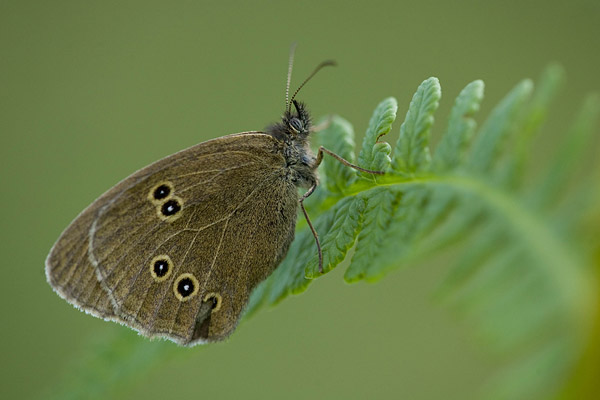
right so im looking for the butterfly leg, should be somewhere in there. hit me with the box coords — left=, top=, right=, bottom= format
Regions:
left=301, top=148, right=384, bottom=274
left=299, top=184, right=323, bottom=273
left=315, top=146, right=385, bottom=175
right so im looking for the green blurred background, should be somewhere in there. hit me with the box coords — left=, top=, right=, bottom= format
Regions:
left=1, top=1, right=599, bottom=399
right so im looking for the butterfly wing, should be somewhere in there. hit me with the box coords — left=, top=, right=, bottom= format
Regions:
left=46, top=133, right=299, bottom=344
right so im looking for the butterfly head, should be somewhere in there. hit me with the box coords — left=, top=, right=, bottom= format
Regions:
left=266, top=100, right=312, bottom=142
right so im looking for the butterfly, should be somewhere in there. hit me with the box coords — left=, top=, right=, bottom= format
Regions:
left=45, top=46, right=382, bottom=345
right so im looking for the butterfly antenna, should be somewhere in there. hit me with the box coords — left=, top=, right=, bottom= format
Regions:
left=285, top=42, right=297, bottom=111
left=288, top=59, right=337, bottom=113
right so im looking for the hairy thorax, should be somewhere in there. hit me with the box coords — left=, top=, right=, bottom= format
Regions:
left=282, top=138, right=318, bottom=189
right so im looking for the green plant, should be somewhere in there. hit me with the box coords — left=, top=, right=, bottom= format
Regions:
left=47, top=66, right=600, bottom=400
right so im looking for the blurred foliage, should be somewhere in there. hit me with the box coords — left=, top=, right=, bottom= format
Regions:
left=47, top=67, right=600, bottom=400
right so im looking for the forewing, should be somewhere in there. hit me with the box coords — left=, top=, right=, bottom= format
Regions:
left=46, top=133, right=299, bottom=344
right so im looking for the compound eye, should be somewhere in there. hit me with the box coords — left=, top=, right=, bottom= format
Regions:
left=289, top=117, right=304, bottom=133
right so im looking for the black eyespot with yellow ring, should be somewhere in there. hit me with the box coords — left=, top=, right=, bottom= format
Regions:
left=150, top=255, right=173, bottom=282
left=203, top=292, right=222, bottom=312
left=156, top=196, right=184, bottom=222
left=173, top=273, right=199, bottom=302
left=148, top=181, right=175, bottom=205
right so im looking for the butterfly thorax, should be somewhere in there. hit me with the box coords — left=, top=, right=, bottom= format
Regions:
left=265, top=100, right=318, bottom=189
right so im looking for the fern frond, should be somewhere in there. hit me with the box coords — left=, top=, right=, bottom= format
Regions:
left=249, top=68, right=600, bottom=399
left=467, top=79, right=533, bottom=174
left=318, top=117, right=358, bottom=195
left=392, top=77, right=441, bottom=175
left=433, top=79, right=484, bottom=170
left=357, top=97, right=397, bottom=178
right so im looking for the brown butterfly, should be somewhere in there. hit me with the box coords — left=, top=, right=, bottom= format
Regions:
left=45, top=46, right=382, bottom=345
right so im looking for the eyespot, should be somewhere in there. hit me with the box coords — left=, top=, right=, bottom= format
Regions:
left=289, top=117, right=303, bottom=133
left=150, top=255, right=173, bottom=282
left=161, top=199, right=181, bottom=216
left=153, top=185, right=170, bottom=200
left=148, top=181, right=174, bottom=204
left=173, top=273, right=199, bottom=301
left=203, top=292, right=222, bottom=312
left=156, top=196, right=184, bottom=222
